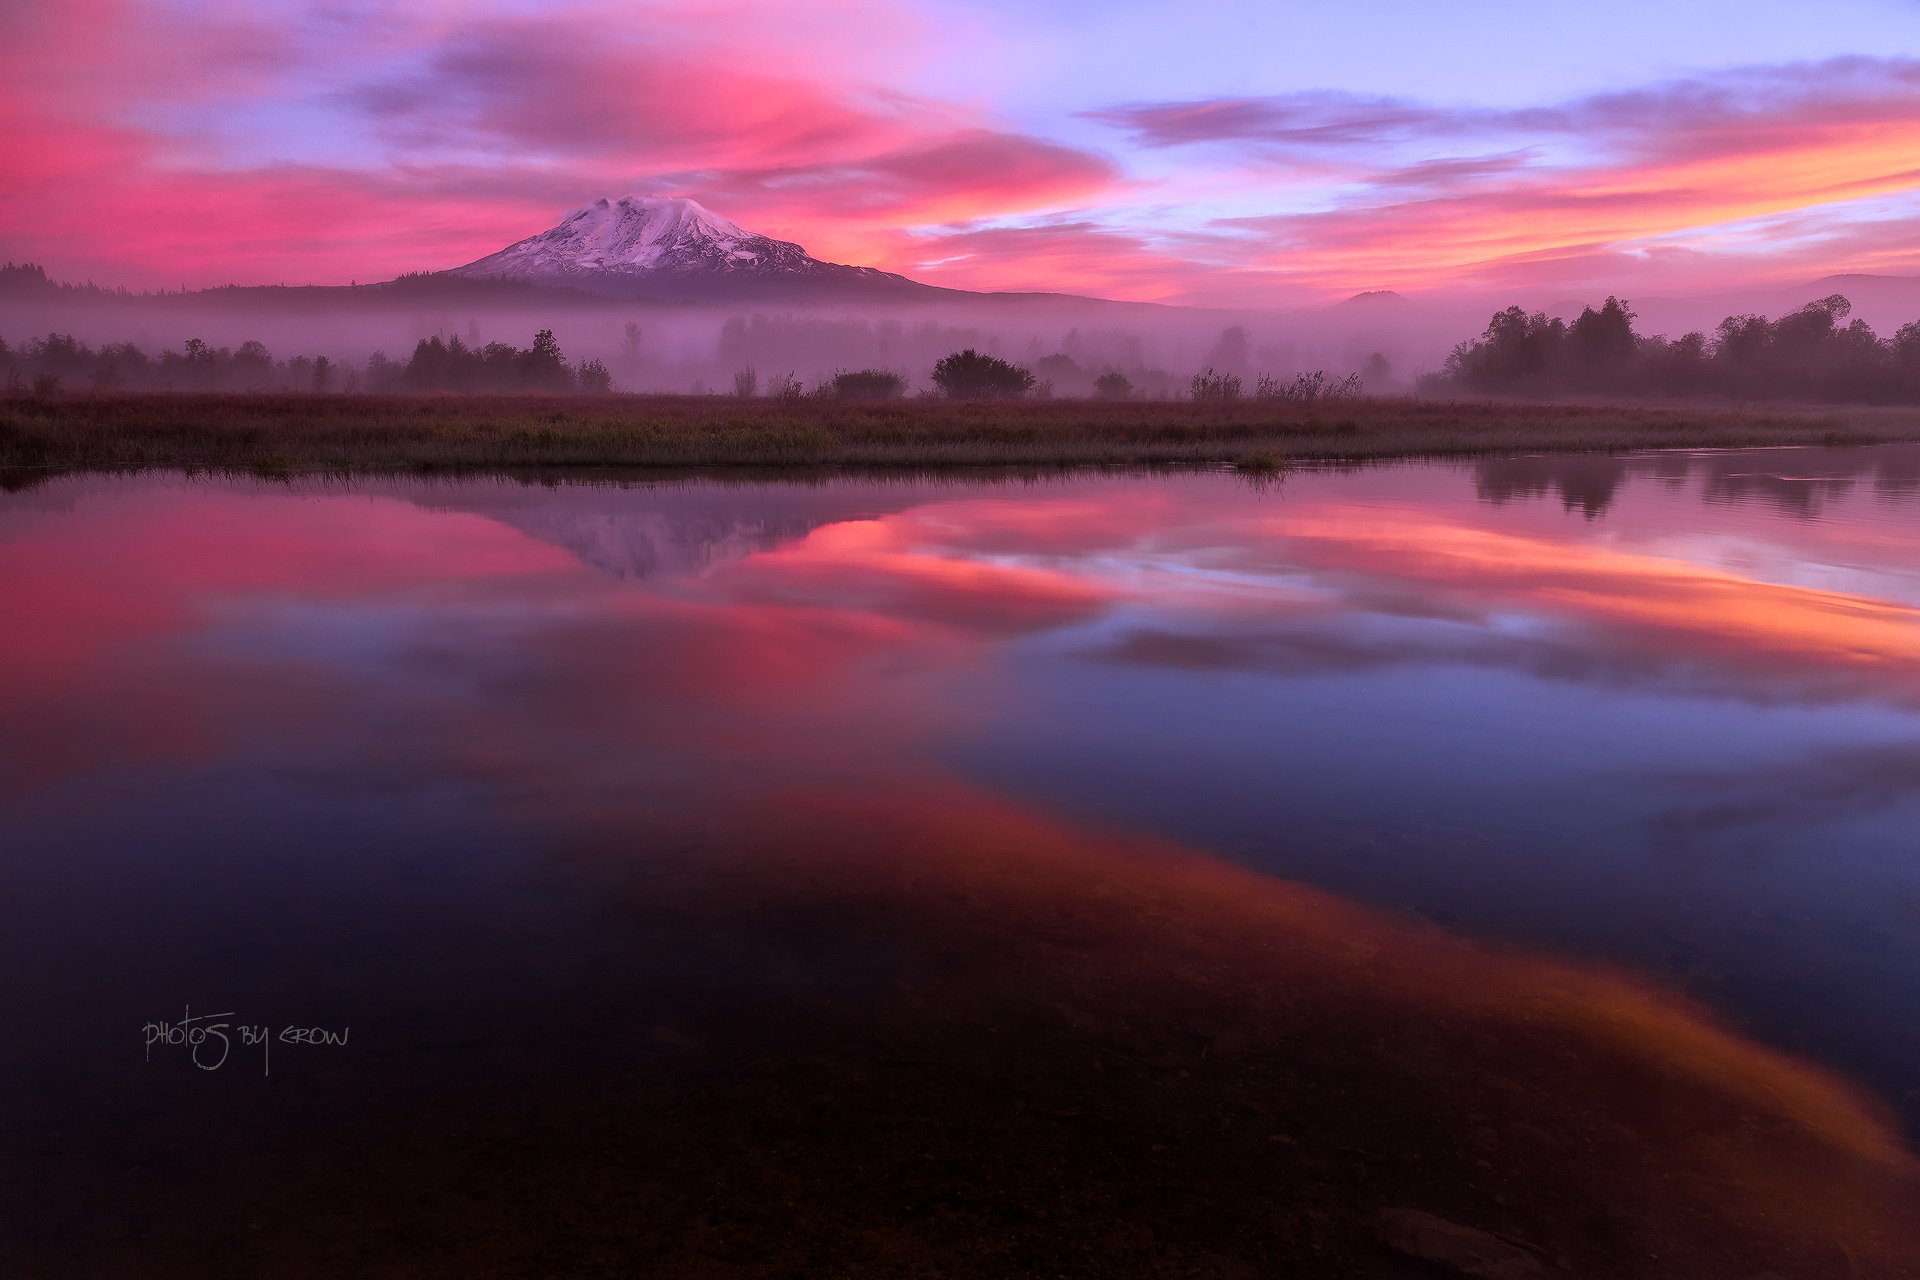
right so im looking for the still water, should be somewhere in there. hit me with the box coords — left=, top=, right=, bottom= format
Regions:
left=4, top=448, right=1919, bottom=1277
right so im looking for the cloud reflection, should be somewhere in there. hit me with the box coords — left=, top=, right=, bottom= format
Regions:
left=5, top=469, right=1920, bottom=1273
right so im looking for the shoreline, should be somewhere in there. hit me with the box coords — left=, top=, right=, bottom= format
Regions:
left=4, top=391, right=1918, bottom=486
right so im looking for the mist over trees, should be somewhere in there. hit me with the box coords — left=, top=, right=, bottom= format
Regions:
left=0, top=332, right=351, bottom=394
left=1429, top=294, right=1920, bottom=402
left=0, top=329, right=615, bottom=395
left=0, top=262, right=133, bottom=300
left=0, top=321, right=1411, bottom=407
left=400, top=330, right=611, bottom=393
left=25, top=274, right=1920, bottom=408
left=3, top=258, right=1408, bottom=401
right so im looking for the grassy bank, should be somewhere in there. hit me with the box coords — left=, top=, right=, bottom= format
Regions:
left=3, top=391, right=1917, bottom=484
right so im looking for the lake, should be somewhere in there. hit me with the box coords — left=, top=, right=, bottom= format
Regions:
left=5, top=448, right=1919, bottom=1277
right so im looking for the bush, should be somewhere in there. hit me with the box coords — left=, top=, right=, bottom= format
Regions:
left=733, top=366, right=758, bottom=398
left=931, top=349, right=1035, bottom=399
left=831, top=369, right=907, bottom=400
left=1093, top=371, right=1132, bottom=400
left=577, top=358, right=614, bottom=394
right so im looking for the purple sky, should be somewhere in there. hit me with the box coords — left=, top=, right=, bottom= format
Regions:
left=6, top=0, right=1920, bottom=303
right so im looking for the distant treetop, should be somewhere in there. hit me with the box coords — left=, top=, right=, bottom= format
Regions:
left=931, top=349, right=1035, bottom=399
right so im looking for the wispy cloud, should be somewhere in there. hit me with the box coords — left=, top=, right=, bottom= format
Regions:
left=0, top=0, right=1119, bottom=286
left=4, top=2, right=1920, bottom=302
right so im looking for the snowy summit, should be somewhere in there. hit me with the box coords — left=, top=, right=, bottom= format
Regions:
left=446, top=196, right=930, bottom=301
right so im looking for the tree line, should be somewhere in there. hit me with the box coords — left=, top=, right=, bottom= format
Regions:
left=1, top=333, right=348, bottom=394
left=0, top=330, right=611, bottom=395
left=1427, top=294, right=1920, bottom=401
left=0, top=334, right=1069, bottom=400
left=394, top=333, right=611, bottom=393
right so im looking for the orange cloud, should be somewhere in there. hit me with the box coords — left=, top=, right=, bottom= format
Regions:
left=1102, top=61, right=1920, bottom=298
left=6, top=8, right=1920, bottom=323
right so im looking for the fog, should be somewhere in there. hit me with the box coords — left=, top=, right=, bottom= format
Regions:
left=0, top=275, right=1461, bottom=396
left=8, top=264, right=1920, bottom=398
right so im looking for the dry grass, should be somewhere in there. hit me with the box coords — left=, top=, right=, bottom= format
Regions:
left=3, top=391, right=1917, bottom=485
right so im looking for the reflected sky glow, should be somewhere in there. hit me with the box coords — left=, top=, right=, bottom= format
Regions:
left=5, top=449, right=1920, bottom=1273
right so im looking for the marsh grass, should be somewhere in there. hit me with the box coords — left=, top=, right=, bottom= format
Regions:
left=2, top=391, right=1916, bottom=487
left=1233, top=448, right=1289, bottom=475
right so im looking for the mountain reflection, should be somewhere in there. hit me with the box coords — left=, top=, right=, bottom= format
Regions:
left=4, top=459, right=1920, bottom=1276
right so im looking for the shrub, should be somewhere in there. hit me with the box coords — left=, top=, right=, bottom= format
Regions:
left=931, top=349, right=1035, bottom=399
left=831, top=369, right=907, bottom=400
left=733, top=366, right=758, bottom=398
left=577, top=358, right=614, bottom=394
left=1093, top=371, right=1132, bottom=400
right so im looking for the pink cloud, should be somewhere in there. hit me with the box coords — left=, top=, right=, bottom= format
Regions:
left=344, top=18, right=1119, bottom=266
left=1090, top=59, right=1920, bottom=158
left=1080, top=60, right=1920, bottom=299
left=0, top=1, right=1117, bottom=288
left=868, top=219, right=1209, bottom=299
left=352, top=21, right=935, bottom=167
left=4, top=5, right=1920, bottom=303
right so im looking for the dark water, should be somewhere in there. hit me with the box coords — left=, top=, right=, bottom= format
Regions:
left=4, top=448, right=1920, bottom=1277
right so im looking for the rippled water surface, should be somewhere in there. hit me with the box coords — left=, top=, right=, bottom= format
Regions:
left=5, top=448, right=1920, bottom=1277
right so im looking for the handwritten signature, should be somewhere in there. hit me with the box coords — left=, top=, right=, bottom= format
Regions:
left=142, top=1005, right=350, bottom=1076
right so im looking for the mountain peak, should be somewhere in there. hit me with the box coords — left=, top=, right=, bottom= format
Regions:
left=445, top=195, right=933, bottom=301
left=562, top=195, right=749, bottom=247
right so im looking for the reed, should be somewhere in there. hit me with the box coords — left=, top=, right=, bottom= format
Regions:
left=3, top=391, right=1913, bottom=486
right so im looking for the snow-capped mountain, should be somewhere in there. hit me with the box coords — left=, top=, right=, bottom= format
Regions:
left=445, top=196, right=941, bottom=302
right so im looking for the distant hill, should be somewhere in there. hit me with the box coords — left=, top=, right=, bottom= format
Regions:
left=1333, top=290, right=1412, bottom=309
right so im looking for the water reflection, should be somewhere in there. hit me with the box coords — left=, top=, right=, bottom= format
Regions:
left=1475, top=442, right=1920, bottom=520
left=4, top=456, right=1919, bottom=1276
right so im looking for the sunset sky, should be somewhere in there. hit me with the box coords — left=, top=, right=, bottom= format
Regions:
left=6, top=0, right=1920, bottom=304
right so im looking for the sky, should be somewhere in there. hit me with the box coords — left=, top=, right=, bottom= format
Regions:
left=5, top=0, right=1920, bottom=305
